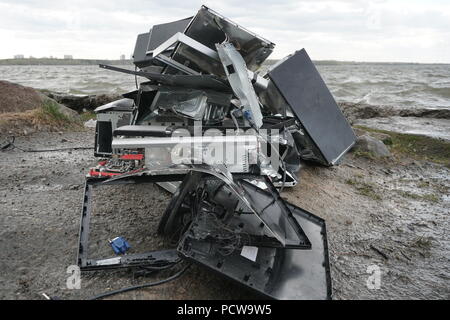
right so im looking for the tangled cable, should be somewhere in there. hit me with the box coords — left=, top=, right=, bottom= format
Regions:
left=88, top=263, right=191, bottom=300
left=195, top=207, right=250, bottom=256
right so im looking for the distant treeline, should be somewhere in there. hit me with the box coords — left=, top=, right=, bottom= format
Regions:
left=0, top=57, right=445, bottom=66
left=0, top=58, right=133, bottom=66
left=263, top=59, right=437, bottom=66
left=263, top=58, right=361, bottom=65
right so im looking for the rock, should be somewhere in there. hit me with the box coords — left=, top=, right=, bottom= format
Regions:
left=368, top=132, right=392, bottom=145
left=39, top=93, right=80, bottom=120
left=339, top=102, right=397, bottom=124
left=351, top=127, right=392, bottom=145
left=40, top=91, right=122, bottom=112
left=339, top=102, right=450, bottom=124
left=51, top=93, right=90, bottom=112
left=399, top=108, right=450, bottom=119
left=353, top=134, right=391, bottom=157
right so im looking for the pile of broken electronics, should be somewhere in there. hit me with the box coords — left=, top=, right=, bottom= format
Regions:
left=77, top=5, right=356, bottom=300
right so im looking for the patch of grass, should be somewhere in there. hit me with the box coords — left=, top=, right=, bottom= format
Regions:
left=396, top=190, right=440, bottom=203
left=79, top=111, right=96, bottom=122
left=422, top=194, right=440, bottom=202
left=411, top=236, right=433, bottom=250
left=353, top=150, right=376, bottom=160
left=34, top=99, right=80, bottom=130
left=346, top=178, right=382, bottom=200
left=355, top=126, right=450, bottom=167
left=417, top=181, right=430, bottom=189
left=0, top=100, right=84, bottom=134
left=382, top=136, right=393, bottom=145
left=36, top=99, right=70, bottom=122
left=357, top=184, right=382, bottom=200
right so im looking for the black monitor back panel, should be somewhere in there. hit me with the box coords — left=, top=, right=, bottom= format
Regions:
left=268, top=49, right=356, bottom=165
left=147, top=17, right=192, bottom=52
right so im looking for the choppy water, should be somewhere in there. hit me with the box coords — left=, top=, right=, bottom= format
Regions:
left=319, top=63, right=450, bottom=109
left=1, top=63, right=449, bottom=110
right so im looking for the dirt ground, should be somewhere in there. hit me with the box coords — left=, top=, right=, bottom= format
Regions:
left=0, top=129, right=448, bottom=300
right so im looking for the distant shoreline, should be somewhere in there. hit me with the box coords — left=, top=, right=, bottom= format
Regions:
left=1, top=58, right=449, bottom=66
left=0, top=58, right=134, bottom=66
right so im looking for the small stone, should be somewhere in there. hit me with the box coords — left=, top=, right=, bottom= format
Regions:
left=368, top=132, right=393, bottom=145
left=353, top=135, right=391, bottom=157
left=84, top=119, right=97, bottom=128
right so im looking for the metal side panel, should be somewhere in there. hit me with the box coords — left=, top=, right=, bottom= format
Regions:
left=268, top=49, right=356, bottom=165
left=167, top=5, right=275, bottom=75
left=151, top=32, right=219, bottom=61
left=177, top=200, right=331, bottom=300
left=216, top=42, right=264, bottom=128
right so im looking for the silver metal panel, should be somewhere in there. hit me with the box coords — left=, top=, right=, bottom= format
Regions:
left=112, top=135, right=257, bottom=148
left=150, top=32, right=219, bottom=61
left=167, top=6, right=275, bottom=75
left=216, top=43, right=263, bottom=128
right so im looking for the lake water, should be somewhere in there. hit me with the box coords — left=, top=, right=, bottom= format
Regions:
left=1, top=63, right=449, bottom=110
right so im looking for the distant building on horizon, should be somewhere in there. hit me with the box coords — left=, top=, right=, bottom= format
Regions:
left=14, top=54, right=24, bottom=59
left=120, top=54, right=126, bottom=60
left=64, top=55, right=73, bottom=59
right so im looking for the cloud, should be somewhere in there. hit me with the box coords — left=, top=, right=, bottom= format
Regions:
left=0, top=0, right=449, bottom=62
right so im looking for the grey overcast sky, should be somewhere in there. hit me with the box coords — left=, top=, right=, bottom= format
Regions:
left=0, top=0, right=449, bottom=63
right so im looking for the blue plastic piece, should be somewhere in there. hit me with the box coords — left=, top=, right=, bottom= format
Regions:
left=109, top=236, right=130, bottom=255
left=243, top=110, right=252, bottom=121
left=243, top=110, right=256, bottom=127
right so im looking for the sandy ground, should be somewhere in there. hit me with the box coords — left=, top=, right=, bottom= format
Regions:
left=0, top=130, right=448, bottom=300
